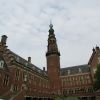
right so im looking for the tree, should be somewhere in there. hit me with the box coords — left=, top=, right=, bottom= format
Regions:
left=94, top=64, right=100, bottom=90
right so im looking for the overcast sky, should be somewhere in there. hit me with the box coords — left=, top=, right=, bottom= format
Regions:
left=0, top=0, right=100, bottom=69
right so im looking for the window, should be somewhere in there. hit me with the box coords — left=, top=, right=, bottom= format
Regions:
left=3, top=74, right=9, bottom=86
left=79, top=68, right=82, bottom=73
left=16, top=69, right=20, bottom=80
left=25, top=63, right=28, bottom=67
left=13, top=85, right=18, bottom=91
left=39, top=79, right=41, bottom=87
left=93, top=68, right=97, bottom=74
left=0, top=60, right=4, bottom=68
left=87, top=87, right=93, bottom=93
left=68, top=70, right=70, bottom=75
left=16, top=56, right=20, bottom=62
left=21, top=84, right=27, bottom=90
left=27, top=73, right=31, bottom=84
left=24, top=74, right=28, bottom=82
left=10, top=85, right=13, bottom=92
left=80, top=76, right=83, bottom=84
left=23, top=72, right=28, bottom=82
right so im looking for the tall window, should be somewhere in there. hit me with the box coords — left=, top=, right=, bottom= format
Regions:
left=23, top=72, right=28, bottom=82
left=16, top=69, right=20, bottom=80
left=3, top=74, right=9, bottom=86
left=24, top=75, right=27, bottom=82
left=13, top=85, right=18, bottom=91
left=28, top=74, right=31, bottom=84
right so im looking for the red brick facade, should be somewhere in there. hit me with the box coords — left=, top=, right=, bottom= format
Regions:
left=0, top=25, right=99, bottom=100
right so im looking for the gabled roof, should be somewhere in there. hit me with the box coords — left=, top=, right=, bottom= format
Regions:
left=9, top=50, right=48, bottom=78
left=60, top=64, right=90, bottom=76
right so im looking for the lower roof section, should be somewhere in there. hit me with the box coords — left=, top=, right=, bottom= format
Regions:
left=60, top=64, right=90, bottom=76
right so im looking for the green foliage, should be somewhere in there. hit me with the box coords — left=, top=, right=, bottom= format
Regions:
left=94, top=64, right=100, bottom=90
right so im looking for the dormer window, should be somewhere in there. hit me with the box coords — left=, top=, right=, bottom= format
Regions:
left=16, top=56, right=20, bottom=62
left=68, top=70, right=70, bottom=75
left=0, top=60, right=4, bottom=68
left=79, top=68, right=82, bottom=73
left=25, top=62, right=28, bottom=67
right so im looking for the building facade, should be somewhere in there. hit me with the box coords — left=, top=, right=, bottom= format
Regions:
left=0, top=24, right=99, bottom=100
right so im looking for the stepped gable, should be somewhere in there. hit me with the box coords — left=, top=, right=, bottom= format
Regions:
left=60, top=64, right=90, bottom=76
left=9, top=50, right=48, bottom=77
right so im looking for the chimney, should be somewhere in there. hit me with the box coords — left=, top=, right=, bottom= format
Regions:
left=92, top=47, right=95, bottom=52
left=28, top=57, right=31, bottom=63
left=1, top=35, right=7, bottom=45
left=43, top=67, right=45, bottom=71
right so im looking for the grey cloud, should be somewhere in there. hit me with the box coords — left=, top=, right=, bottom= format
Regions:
left=0, top=0, right=100, bottom=69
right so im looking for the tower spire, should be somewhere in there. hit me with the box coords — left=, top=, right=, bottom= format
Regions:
left=49, top=20, right=53, bottom=29
left=46, top=24, right=61, bottom=94
left=46, top=23, right=60, bottom=56
left=49, top=20, right=54, bottom=34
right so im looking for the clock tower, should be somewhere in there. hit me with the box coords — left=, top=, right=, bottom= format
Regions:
left=46, top=23, right=61, bottom=95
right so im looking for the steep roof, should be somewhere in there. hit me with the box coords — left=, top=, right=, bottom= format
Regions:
left=9, top=50, right=48, bottom=78
left=60, top=64, right=90, bottom=76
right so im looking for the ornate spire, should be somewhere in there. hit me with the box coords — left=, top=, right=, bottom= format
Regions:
left=49, top=21, right=54, bottom=33
left=46, top=23, right=60, bottom=56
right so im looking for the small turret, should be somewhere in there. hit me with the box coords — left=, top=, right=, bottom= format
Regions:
left=1, top=35, right=7, bottom=45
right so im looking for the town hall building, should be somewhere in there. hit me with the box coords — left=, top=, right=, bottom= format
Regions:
left=0, top=24, right=99, bottom=100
